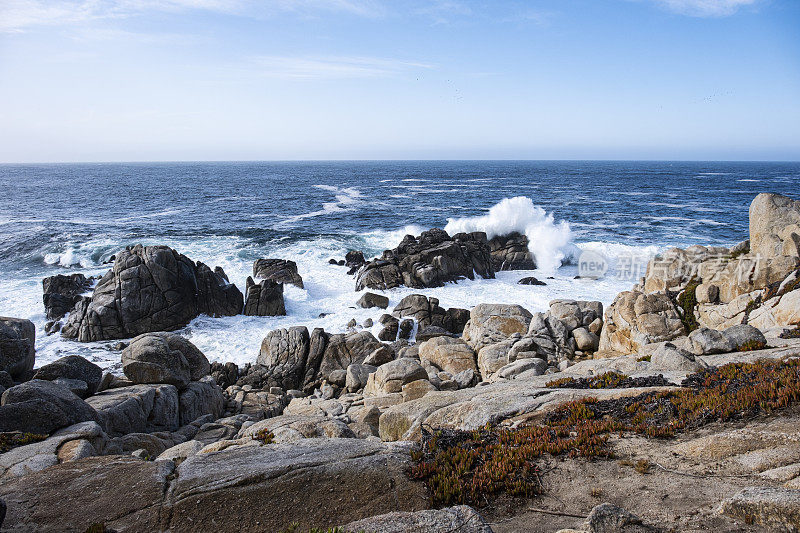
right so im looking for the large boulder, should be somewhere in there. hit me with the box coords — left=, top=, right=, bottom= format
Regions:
left=42, top=273, right=92, bottom=320
left=0, top=317, right=35, bottom=380
left=0, top=455, right=174, bottom=533
left=61, top=244, right=243, bottom=342
left=243, top=277, right=286, bottom=316
left=418, top=336, right=477, bottom=375
left=32, top=355, right=103, bottom=396
left=749, top=193, right=800, bottom=260
left=722, top=324, right=767, bottom=350
left=0, top=380, right=102, bottom=435
left=317, top=331, right=381, bottom=383
left=252, top=258, right=304, bottom=288
left=487, top=232, right=536, bottom=271
left=122, top=332, right=210, bottom=389
left=365, top=358, right=429, bottom=396
left=256, top=326, right=311, bottom=391
left=357, top=292, right=389, bottom=309
left=462, top=303, right=533, bottom=352
left=178, top=378, right=224, bottom=426
left=393, top=294, right=470, bottom=334
left=355, top=229, right=494, bottom=290
left=86, top=384, right=179, bottom=436
left=165, top=439, right=427, bottom=532
left=598, top=291, right=686, bottom=355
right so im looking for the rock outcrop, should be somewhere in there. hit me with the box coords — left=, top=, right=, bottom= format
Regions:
left=62, top=245, right=243, bottom=342
left=355, top=229, right=494, bottom=290
left=243, top=277, right=286, bottom=316
left=42, top=273, right=92, bottom=320
left=0, top=380, right=102, bottom=435
left=252, top=258, right=304, bottom=288
left=488, top=232, right=536, bottom=270
left=393, top=294, right=470, bottom=335
left=599, top=291, right=686, bottom=355
left=343, top=505, right=494, bottom=533
left=121, top=332, right=210, bottom=389
left=32, top=355, right=103, bottom=396
left=0, top=317, right=35, bottom=380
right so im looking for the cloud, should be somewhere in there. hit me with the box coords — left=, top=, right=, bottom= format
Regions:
left=0, top=0, right=384, bottom=33
left=652, top=0, right=758, bottom=17
left=247, top=55, right=434, bottom=79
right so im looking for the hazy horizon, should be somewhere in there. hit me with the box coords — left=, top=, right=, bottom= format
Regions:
left=2, top=0, right=799, bottom=163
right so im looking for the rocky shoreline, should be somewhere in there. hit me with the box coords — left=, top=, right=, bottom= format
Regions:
left=1, top=192, right=799, bottom=532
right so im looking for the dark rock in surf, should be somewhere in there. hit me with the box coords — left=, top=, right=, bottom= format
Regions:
left=345, top=250, right=366, bottom=267
left=518, top=276, right=547, bottom=286
left=42, top=273, right=92, bottom=320
left=252, top=258, right=304, bottom=289
left=488, top=232, right=536, bottom=270
left=355, top=228, right=494, bottom=290
left=61, top=245, right=243, bottom=342
left=357, top=292, right=389, bottom=309
left=392, top=294, right=469, bottom=335
left=243, top=277, right=286, bottom=316
left=0, top=317, right=36, bottom=381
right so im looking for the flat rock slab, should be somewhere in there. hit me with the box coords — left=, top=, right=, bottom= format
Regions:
left=720, top=486, right=800, bottom=531
left=0, top=455, right=174, bottom=532
left=343, top=505, right=494, bottom=533
left=165, top=438, right=427, bottom=532
left=379, top=381, right=676, bottom=441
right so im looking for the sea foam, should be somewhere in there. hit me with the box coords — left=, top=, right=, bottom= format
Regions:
left=444, top=196, right=572, bottom=275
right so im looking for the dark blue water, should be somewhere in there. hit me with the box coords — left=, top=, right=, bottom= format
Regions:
left=1, top=160, right=797, bottom=369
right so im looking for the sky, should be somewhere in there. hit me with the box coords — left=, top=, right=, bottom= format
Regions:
left=0, top=0, right=798, bottom=162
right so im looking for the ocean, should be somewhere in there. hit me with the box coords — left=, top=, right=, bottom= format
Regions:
left=1, top=160, right=798, bottom=372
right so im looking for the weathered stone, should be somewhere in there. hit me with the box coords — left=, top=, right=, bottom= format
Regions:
left=477, top=338, right=518, bottom=378
left=463, top=303, right=533, bottom=352
left=87, top=384, right=179, bottom=436
left=749, top=287, right=800, bottom=330
left=688, top=327, right=736, bottom=355
left=252, top=258, right=304, bottom=288
left=243, top=277, right=286, bottom=316
left=363, top=345, right=395, bottom=366
left=488, top=232, right=535, bottom=271
left=402, top=379, right=437, bottom=402
left=318, top=331, right=381, bottom=382
left=572, top=327, right=600, bottom=352
left=0, top=380, right=101, bottom=435
left=723, top=324, right=767, bottom=350
left=122, top=332, right=210, bottom=389
left=695, top=283, right=719, bottom=304
left=165, top=439, right=427, bottom=532
left=365, top=358, right=429, bottom=396
left=0, top=421, right=106, bottom=481
left=62, top=244, right=242, bottom=342
left=0, top=455, right=174, bottom=532
left=0, top=317, right=35, bottom=380
left=750, top=193, right=800, bottom=260
left=343, top=505, right=494, bottom=533
left=649, top=343, right=707, bottom=372
left=583, top=502, right=657, bottom=533
left=238, top=414, right=356, bottom=442
left=256, top=326, right=310, bottom=391
left=178, top=378, right=224, bottom=426
left=157, top=439, right=204, bottom=464
left=32, top=355, right=103, bottom=395
left=720, top=486, right=800, bottom=532
left=356, top=229, right=494, bottom=290
left=42, top=273, right=92, bottom=320
left=346, top=363, right=376, bottom=392
left=378, top=314, right=400, bottom=341
left=418, top=336, right=477, bottom=375
left=357, top=292, right=389, bottom=309
left=599, top=291, right=686, bottom=355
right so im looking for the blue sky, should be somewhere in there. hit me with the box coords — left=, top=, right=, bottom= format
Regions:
left=0, top=0, right=798, bottom=162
